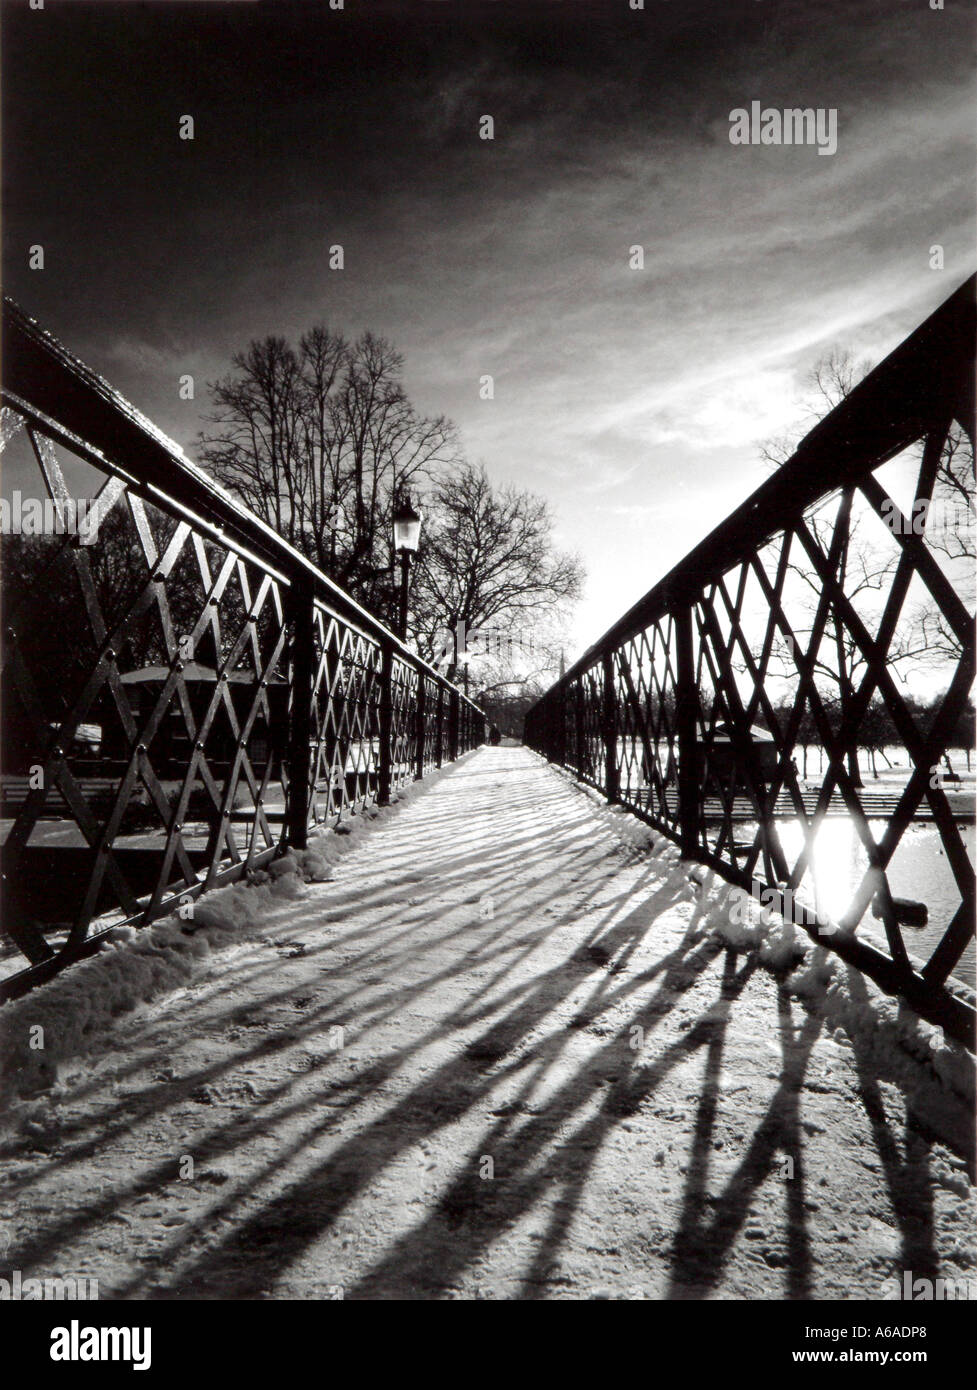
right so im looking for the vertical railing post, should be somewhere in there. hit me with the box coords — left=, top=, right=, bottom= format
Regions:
left=574, top=679, right=585, bottom=777
left=377, top=638, right=393, bottom=805
left=602, top=650, right=619, bottom=803
left=286, top=577, right=316, bottom=850
left=675, top=606, right=700, bottom=857
left=414, top=671, right=426, bottom=779
left=449, top=686, right=460, bottom=762
left=435, top=683, right=445, bottom=767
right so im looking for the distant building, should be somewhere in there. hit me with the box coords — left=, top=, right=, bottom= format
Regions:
left=96, top=663, right=288, bottom=775
left=699, top=721, right=779, bottom=786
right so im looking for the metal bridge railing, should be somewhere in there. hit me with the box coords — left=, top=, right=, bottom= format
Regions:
left=525, top=277, right=976, bottom=1046
left=0, top=297, right=487, bottom=1000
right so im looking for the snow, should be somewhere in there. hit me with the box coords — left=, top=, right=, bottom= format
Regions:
left=5, top=749, right=972, bottom=1134
left=693, top=877, right=975, bottom=1138
left=0, top=746, right=972, bottom=1300
left=0, top=761, right=468, bottom=1105
left=544, top=765, right=975, bottom=1157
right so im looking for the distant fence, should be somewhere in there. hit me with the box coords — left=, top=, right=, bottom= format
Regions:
left=0, top=298, right=487, bottom=999
left=525, top=277, right=976, bottom=1046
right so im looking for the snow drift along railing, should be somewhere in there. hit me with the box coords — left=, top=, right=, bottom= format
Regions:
left=0, top=297, right=487, bottom=1001
left=524, top=276, right=976, bottom=1047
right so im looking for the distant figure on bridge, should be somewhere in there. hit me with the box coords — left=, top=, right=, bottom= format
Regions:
left=489, top=725, right=502, bottom=746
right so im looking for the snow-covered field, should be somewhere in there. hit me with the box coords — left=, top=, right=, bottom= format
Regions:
left=0, top=746, right=973, bottom=1299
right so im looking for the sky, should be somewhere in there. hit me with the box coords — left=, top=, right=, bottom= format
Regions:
left=2, top=0, right=975, bottom=664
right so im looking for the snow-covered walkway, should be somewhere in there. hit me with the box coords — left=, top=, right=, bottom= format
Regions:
left=1, top=746, right=974, bottom=1300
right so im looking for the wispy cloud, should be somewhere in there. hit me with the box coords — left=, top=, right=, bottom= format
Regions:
left=2, top=0, right=972, bottom=658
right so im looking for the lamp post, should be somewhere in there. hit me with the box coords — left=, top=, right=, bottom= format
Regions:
left=392, top=494, right=422, bottom=641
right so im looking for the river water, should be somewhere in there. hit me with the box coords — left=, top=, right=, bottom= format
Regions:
left=770, top=819, right=975, bottom=988
left=618, top=739, right=975, bottom=985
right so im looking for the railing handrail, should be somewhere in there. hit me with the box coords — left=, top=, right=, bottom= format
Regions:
left=535, top=274, right=976, bottom=702
left=1, top=295, right=481, bottom=712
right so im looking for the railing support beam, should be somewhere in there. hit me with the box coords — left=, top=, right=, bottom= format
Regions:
left=574, top=679, right=585, bottom=778
left=435, top=684, right=445, bottom=767
left=415, top=675, right=426, bottom=779
left=377, top=639, right=393, bottom=805
left=602, top=651, right=619, bottom=803
left=286, top=579, right=316, bottom=850
left=675, top=607, right=700, bottom=858
left=448, top=687, right=459, bottom=762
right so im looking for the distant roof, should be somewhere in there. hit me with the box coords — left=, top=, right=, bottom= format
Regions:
left=120, top=663, right=283, bottom=684
left=698, top=721, right=776, bottom=744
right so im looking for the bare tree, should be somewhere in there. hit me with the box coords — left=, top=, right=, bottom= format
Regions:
left=410, top=463, right=584, bottom=684
left=760, top=347, right=873, bottom=473
left=198, top=328, right=460, bottom=612
left=760, top=350, right=895, bottom=787
left=759, top=348, right=975, bottom=783
left=913, top=424, right=975, bottom=663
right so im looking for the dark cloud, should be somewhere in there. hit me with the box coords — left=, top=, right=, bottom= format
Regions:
left=2, top=0, right=974, bottom=652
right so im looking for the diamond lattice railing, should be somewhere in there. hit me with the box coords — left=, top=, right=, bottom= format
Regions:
left=308, top=610, right=384, bottom=825
left=0, top=419, right=291, bottom=969
left=524, top=277, right=976, bottom=1045
left=0, top=297, right=487, bottom=999
left=390, top=656, right=420, bottom=795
